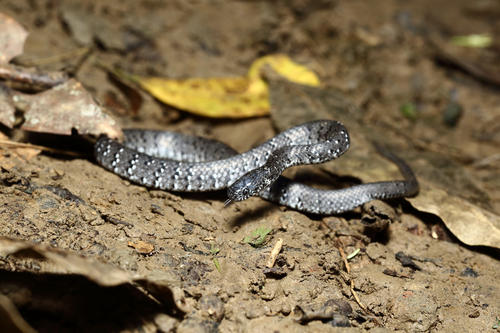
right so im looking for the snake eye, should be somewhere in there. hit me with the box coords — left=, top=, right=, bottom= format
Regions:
left=242, top=188, right=250, bottom=197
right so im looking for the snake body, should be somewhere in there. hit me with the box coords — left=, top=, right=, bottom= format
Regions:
left=95, top=120, right=418, bottom=214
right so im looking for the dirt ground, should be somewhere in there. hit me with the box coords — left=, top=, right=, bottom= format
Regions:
left=0, top=0, right=499, bottom=332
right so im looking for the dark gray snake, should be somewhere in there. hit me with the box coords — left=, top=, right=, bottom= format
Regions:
left=94, top=120, right=418, bottom=214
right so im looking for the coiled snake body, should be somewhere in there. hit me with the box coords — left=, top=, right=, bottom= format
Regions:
left=95, top=120, right=418, bottom=214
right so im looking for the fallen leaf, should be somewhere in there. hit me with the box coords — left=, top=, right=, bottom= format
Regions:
left=12, top=79, right=122, bottom=139
left=128, top=240, right=155, bottom=255
left=0, top=237, right=133, bottom=286
left=246, top=54, right=320, bottom=87
left=0, top=13, right=28, bottom=64
left=0, top=84, right=15, bottom=127
left=408, top=181, right=500, bottom=248
left=0, top=237, right=188, bottom=313
left=134, top=54, right=320, bottom=118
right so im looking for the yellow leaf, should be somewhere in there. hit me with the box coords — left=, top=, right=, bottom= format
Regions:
left=247, top=54, right=320, bottom=86
left=134, top=54, right=320, bottom=118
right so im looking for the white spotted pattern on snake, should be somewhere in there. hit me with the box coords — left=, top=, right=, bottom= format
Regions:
left=94, top=120, right=418, bottom=214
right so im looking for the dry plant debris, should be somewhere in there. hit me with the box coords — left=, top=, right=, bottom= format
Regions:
left=0, top=1, right=498, bottom=332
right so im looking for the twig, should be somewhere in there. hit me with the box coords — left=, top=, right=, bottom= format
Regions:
left=0, top=64, right=68, bottom=88
left=338, top=246, right=368, bottom=312
left=266, top=238, right=283, bottom=268
left=0, top=139, right=82, bottom=157
left=338, top=246, right=350, bottom=273
left=322, top=219, right=380, bottom=325
left=14, top=47, right=91, bottom=67
left=472, top=153, right=500, bottom=169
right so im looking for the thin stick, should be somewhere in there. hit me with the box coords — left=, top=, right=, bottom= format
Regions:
left=323, top=219, right=378, bottom=324
left=0, top=64, right=68, bottom=88
left=266, top=238, right=283, bottom=268
left=472, top=153, right=500, bottom=168
left=338, top=246, right=367, bottom=312
left=338, top=246, right=350, bottom=273
left=0, top=139, right=82, bottom=157
left=15, top=47, right=91, bottom=67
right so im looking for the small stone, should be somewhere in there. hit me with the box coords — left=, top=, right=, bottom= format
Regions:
left=460, top=267, right=479, bottom=278
left=127, top=240, right=155, bottom=255
left=151, top=203, right=164, bottom=215
left=199, top=294, right=225, bottom=322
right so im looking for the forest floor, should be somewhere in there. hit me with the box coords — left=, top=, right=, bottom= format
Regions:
left=0, top=0, right=499, bottom=332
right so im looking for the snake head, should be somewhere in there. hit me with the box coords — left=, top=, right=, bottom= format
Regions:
left=227, top=168, right=271, bottom=203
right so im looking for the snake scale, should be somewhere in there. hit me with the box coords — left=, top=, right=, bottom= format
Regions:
left=95, top=120, right=419, bottom=214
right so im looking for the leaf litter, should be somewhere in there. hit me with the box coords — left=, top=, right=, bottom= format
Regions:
left=130, top=54, right=320, bottom=118
left=0, top=14, right=121, bottom=140
left=267, top=77, right=500, bottom=249
left=0, top=1, right=499, bottom=332
left=0, top=13, right=28, bottom=64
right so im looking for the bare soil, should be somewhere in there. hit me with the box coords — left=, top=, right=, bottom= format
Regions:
left=0, top=0, right=499, bottom=332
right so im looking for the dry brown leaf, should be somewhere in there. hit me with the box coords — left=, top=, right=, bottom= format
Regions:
left=13, top=79, right=122, bottom=139
left=0, top=237, right=189, bottom=313
left=0, top=16, right=113, bottom=139
left=0, top=238, right=134, bottom=286
left=408, top=181, right=500, bottom=248
left=0, top=13, right=28, bottom=64
left=0, top=85, right=15, bottom=127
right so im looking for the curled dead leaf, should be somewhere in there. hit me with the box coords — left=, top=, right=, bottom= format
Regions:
left=0, top=237, right=188, bottom=314
left=0, top=237, right=133, bottom=286
left=408, top=181, right=500, bottom=248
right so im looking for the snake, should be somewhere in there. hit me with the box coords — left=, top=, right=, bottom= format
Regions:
left=94, top=120, right=419, bottom=215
